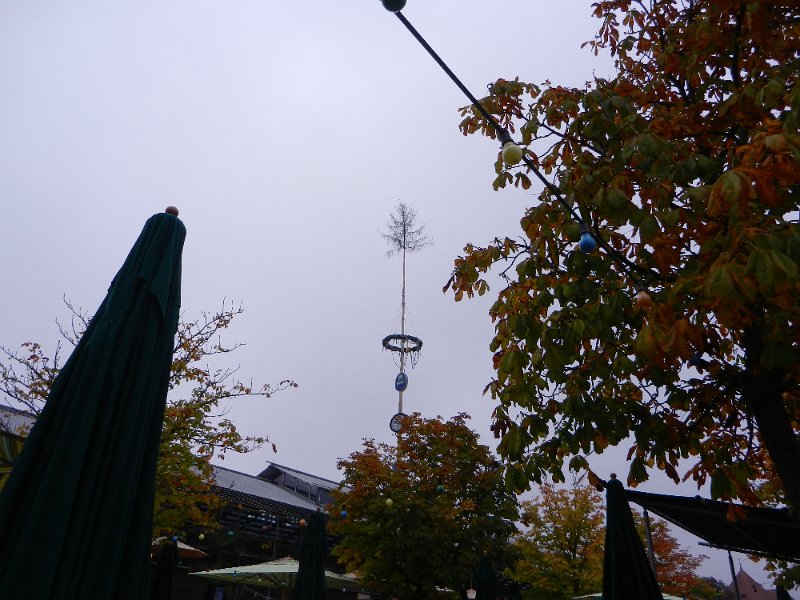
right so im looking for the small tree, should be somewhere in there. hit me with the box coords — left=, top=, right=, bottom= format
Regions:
left=633, top=513, right=712, bottom=598
left=329, top=413, right=519, bottom=600
left=510, top=482, right=604, bottom=600
left=510, top=481, right=712, bottom=600
left=0, top=300, right=296, bottom=534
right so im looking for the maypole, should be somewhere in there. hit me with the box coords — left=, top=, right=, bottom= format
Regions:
left=381, top=202, right=430, bottom=433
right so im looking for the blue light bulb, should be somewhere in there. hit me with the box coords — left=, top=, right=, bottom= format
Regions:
left=579, top=231, right=596, bottom=253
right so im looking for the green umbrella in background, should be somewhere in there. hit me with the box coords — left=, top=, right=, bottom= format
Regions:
left=602, top=476, right=664, bottom=600
left=150, top=539, right=179, bottom=600
left=0, top=210, right=186, bottom=600
left=291, top=511, right=328, bottom=600
left=476, top=555, right=497, bottom=600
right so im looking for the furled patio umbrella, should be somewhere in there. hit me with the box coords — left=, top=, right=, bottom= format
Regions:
left=0, top=209, right=186, bottom=600
left=602, top=475, right=664, bottom=600
left=291, top=511, right=328, bottom=600
left=777, top=586, right=792, bottom=600
left=150, top=539, right=179, bottom=600
left=475, top=554, right=497, bottom=600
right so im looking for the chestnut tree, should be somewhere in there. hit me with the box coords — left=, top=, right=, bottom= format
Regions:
left=445, top=0, right=800, bottom=509
left=329, top=413, right=519, bottom=600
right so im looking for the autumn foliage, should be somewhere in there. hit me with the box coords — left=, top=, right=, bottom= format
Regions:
left=636, top=515, right=712, bottom=598
left=511, top=483, right=605, bottom=599
left=329, top=413, right=519, bottom=600
left=510, top=482, right=712, bottom=599
left=0, top=301, right=295, bottom=535
left=446, top=1, right=800, bottom=508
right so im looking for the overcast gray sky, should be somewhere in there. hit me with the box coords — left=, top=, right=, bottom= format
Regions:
left=0, top=0, right=769, bottom=586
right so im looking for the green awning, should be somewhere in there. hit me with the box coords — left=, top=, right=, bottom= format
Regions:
left=626, top=488, right=800, bottom=562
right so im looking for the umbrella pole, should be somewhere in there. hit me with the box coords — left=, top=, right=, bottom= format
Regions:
left=728, top=552, right=742, bottom=600
left=642, top=508, right=658, bottom=577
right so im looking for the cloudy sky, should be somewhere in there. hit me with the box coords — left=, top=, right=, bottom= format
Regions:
left=0, top=0, right=769, bottom=585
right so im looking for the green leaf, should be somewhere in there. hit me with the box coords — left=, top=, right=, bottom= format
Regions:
left=710, top=469, right=732, bottom=499
left=705, top=264, right=735, bottom=299
left=606, top=187, right=629, bottom=210
left=639, top=214, right=659, bottom=243
left=628, top=457, right=648, bottom=484
left=767, top=250, right=798, bottom=280
left=745, top=249, right=775, bottom=289
left=633, top=324, right=657, bottom=360
left=761, top=341, right=800, bottom=369
left=658, top=209, right=680, bottom=228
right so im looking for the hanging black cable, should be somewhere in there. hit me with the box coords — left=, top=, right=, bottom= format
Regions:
left=391, top=10, right=662, bottom=284
left=393, top=13, right=583, bottom=224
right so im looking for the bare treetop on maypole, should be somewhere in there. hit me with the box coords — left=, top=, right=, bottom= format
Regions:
left=381, top=202, right=429, bottom=433
left=380, top=202, right=431, bottom=258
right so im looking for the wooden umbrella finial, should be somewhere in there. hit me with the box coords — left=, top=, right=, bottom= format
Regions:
left=165, top=206, right=179, bottom=216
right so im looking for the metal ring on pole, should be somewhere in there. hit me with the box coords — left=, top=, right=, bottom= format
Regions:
left=382, top=334, right=423, bottom=353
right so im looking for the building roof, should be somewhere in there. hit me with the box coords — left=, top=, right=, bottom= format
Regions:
left=212, top=464, right=321, bottom=513
left=258, top=462, right=339, bottom=491
left=0, top=404, right=36, bottom=438
left=727, top=568, right=774, bottom=600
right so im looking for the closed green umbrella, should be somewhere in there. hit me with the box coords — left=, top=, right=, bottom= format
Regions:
left=150, top=539, right=179, bottom=600
left=602, top=476, right=664, bottom=600
left=291, top=511, right=327, bottom=600
left=0, top=210, right=186, bottom=600
left=476, top=555, right=497, bottom=600
left=777, top=586, right=792, bottom=600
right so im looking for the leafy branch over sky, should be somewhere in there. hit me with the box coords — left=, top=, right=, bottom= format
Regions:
left=445, top=0, right=800, bottom=511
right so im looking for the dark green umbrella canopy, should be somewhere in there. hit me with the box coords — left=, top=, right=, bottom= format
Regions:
left=150, top=539, right=179, bottom=600
left=0, top=211, right=185, bottom=600
left=602, top=476, right=664, bottom=600
left=476, top=555, right=497, bottom=600
left=507, top=582, right=523, bottom=600
left=291, top=511, right=327, bottom=600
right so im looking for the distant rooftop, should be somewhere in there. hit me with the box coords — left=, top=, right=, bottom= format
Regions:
left=257, top=462, right=341, bottom=507
left=0, top=404, right=36, bottom=438
left=0, top=408, right=340, bottom=518
left=258, top=462, right=339, bottom=490
left=727, top=568, right=776, bottom=600
left=212, top=464, right=321, bottom=514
